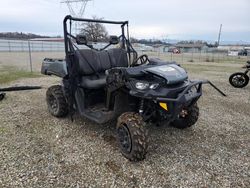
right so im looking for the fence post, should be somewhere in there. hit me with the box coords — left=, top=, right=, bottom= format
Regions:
left=21, top=41, right=24, bottom=52
left=8, top=41, right=11, bottom=52
left=182, top=52, right=184, bottom=63
left=28, top=40, right=33, bottom=72
left=199, top=49, right=201, bottom=62
left=191, top=48, right=194, bottom=62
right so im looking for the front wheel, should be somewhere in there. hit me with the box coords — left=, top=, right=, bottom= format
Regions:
left=116, top=112, right=148, bottom=161
left=229, top=72, right=249, bottom=88
left=171, top=103, right=199, bottom=129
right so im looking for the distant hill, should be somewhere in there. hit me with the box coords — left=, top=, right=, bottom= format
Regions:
left=0, top=32, right=60, bottom=40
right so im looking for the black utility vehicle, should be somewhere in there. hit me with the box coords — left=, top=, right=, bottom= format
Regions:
left=41, top=16, right=204, bottom=161
left=229, top=61, right=250, bottom=88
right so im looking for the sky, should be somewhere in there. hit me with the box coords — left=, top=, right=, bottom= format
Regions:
left=0, top=0, right=249, bottom=43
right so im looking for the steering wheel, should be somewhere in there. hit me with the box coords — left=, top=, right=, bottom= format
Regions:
left=133, top=54, right=149, bottom=66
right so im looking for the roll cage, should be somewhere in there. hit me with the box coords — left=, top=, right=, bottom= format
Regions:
left=63, top=15, right=137, bottom=64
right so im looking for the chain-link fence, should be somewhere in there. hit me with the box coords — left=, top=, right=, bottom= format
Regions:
left=0, top=39, right=64, bottom=52
left=0, top=39, right=65, bottom=72
left=0, top=39, right=249, bottom=73
left=144, top=51, right=249, bottom=64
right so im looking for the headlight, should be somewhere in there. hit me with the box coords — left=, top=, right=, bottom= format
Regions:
left=135, top=82, right=159, bottom=90
left=149, top=83, right=159, bottom=89
left=135, top=82, right=149, bottom=90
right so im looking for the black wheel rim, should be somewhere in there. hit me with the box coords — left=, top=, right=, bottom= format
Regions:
left=232, top=75, right=246, bottom=86
left=117, top=124, right=132, bottom=153
left=48, top=95, right=58, bottom=114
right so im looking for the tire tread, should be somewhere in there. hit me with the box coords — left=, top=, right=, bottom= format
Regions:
left=117, top=112, right=148, bottom=161
left=46, top=85, right=69, bottom=117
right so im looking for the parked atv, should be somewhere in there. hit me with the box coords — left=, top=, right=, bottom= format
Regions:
left=41, top=16, right=218, bottom=161
left=229, top=61, right=250, bottom=88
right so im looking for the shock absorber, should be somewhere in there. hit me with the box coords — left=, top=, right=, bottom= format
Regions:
left=139, top=99, right=144, bottom=114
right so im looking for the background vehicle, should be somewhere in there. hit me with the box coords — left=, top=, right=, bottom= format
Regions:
left=238, top=49, right=248, bottom=56
left=168, top=47, right=181, bottom=54
left=41, top=16, right=222, bottom=161
left=228, top=50, right=239, bottom=56
left=229, top=61, right=250, bottom=88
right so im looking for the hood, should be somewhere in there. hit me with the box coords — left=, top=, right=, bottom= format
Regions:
left=145, top=64, right=188, bottom=85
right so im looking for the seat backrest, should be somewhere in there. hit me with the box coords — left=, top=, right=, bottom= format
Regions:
left=76, top=49, right=101, bottom=75
left=76, top=48, right=129, bottom=76
left=107, top=48, right=129, bottom=68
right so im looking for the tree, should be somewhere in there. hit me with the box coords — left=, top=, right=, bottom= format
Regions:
left=80, top=16, right=108, bottom=42
left=130, top=37, right=138, bottom=43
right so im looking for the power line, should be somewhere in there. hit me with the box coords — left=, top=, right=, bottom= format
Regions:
left=61, top=0, right=92, bottom=18
left=61, top=0, right=93, bottom=34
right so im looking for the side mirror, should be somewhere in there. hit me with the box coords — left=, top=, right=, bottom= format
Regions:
left=109, top=36, right=119, bottom=45
left=76, top=35, right=87, bottom=45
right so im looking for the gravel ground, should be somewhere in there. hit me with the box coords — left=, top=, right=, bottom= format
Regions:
left=0, top=62, right=249, bottom=187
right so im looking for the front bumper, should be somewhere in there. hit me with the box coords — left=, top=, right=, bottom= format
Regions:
left=156, top=81, right=202, bottom=120
left=156, top=80, right=202, bottom=103
left=129, top=80, right=203, bottom=121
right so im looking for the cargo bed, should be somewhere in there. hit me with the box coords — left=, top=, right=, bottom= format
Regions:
left=41, top=58, right=68, bottom=78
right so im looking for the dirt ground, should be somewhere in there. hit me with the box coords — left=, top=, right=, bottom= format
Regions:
left=0, top=61, right=249, bottom=187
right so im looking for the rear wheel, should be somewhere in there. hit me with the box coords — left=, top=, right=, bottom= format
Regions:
left=229, top=72, right=249, bottom=88
left=116, top=112, right=148, bottom=161
left=171, top=103, right=199, bottom=129
left=46, top=85, right=69, bottom=117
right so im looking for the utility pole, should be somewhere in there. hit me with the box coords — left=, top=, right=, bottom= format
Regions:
left=217, top=24, right=222, bottom=46
left=61, top=0, right=93, bottom=34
